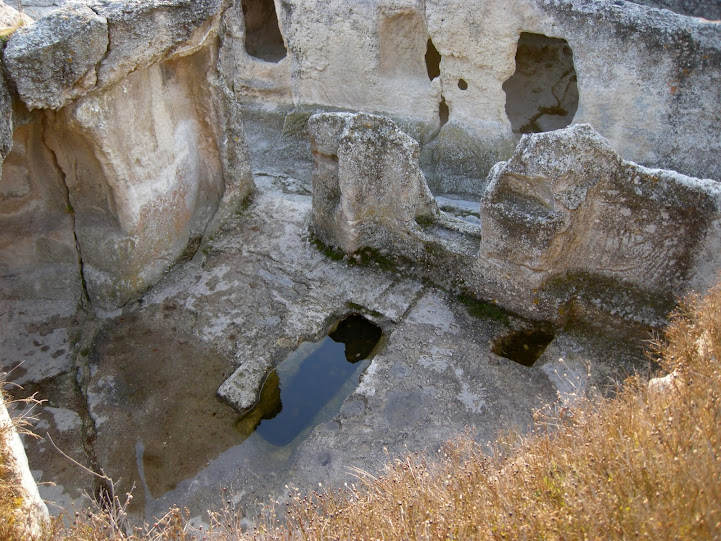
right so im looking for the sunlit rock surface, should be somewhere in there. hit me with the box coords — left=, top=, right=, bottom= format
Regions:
left=310, top=119, right=721, bottom=328
left=309, top=112, right=438, bottom=254
left=478, top=124, right=721, bottom=324
left=0, top=0, right=719, bottom=528
left=0, top=396, right=49, bottom=538
left=4, top=4, right=108, bottom=110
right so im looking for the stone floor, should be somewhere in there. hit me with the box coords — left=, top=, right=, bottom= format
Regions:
left=0, top=174, right=650, bottom=524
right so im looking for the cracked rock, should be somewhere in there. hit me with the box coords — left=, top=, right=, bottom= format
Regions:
left=3, top=3, right=108, bottom=110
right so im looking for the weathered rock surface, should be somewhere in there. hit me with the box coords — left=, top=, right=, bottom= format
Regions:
left=630, top=0, right=721, bottom=20
left=309, top=112, right=438, bottom=254
left=3, top=3, right=108, bottom=110
left=3, top=0, right=225, bottom=109
left=0, top=2, right=32, bottom=37
left=310, top=118, right=721, bottom=328
left=478, top=124, right=721, bottom=324
left=0, top=0, right=254, bottom=310
left=222, top=0, right=721, bottom=196
left=0, top=0, right=720, bottom=529
left=0, top=109, right=82, bottom=305
left=3, top=0, right=67, bottom=20
left=0, top=63, right=13, bottom=179
left=89, top=0, right=224, bottom=89
left=42, top=47, right=253, bottom=308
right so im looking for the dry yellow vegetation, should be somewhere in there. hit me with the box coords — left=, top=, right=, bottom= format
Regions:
left=4, top=279, right=720, bottom=540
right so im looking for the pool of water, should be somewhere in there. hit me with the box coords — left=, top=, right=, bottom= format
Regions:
left=90, top=311, right=384, bottom=519
left=242, top=314, right=383, bottom=447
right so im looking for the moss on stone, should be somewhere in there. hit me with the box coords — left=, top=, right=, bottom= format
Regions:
left=310, top=237, right=346, bottom=262
left=457, top=292, right=510, bottom=325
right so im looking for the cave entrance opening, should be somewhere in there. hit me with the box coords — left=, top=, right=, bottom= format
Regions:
left=238, top=313, right=383, bottom=447
left=503, top=32, right=578, bottom=134
left=242, top=0, right=287, bottom=62
left=492, top=328, right=555, bottom=366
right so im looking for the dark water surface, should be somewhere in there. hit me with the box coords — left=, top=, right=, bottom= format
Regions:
left=253, top=314, right=383, bottom=446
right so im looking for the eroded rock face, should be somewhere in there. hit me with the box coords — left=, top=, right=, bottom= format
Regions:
left=0, top=396, right=49, bottom=538
left=0, top=65, right=12, bottom=177
left=0, top=109, right=82, bottom=304
left=478, top=125, right=721, bottom=324
left=89, top=0, right=224, bottom=89
left=309, top=112, right=438, bottom=254
left=0, top=0, right=254, bottom=309
left=43, top=49, right=253, bottom=308
left=629, top=0, right=721, bottom=20
left=218, top=0, right=721, bottom=197
left=480, top=125, right=721, bottom=305
left=3, top=4, right=108, bottom=110
left=310, top=119, right=721, bottom=327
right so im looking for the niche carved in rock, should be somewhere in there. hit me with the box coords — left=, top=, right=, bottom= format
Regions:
left=503, top=32, right=579, bottom=134
left=242, top=0, right=287, bottom=62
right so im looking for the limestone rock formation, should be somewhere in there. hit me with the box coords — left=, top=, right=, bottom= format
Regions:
left=309, top=120, right=721, bottom=328
left=89, top=0, right=224, bottom=89
left=3, top=4, right=108, bottom=110
left=309, top=112, right=438, bottom=254
left=0, top=108, right=83, bottom=304
left=0, top=2, right=32, bottom=33
left=42, top=49, right=253, bottom=308
left=217, top=0, right=721, bottom=197
left=478, top=124, right=721, bottom=323
left=0, top=65, right=12, bottom=178
left=1, top=0, right=254, bottom=309
left=629, top=0, right=721, bottom=20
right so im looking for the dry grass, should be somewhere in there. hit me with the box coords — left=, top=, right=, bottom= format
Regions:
left=3, top=281, right=720, bottom=540
left=0, top=383, right=44, bottom=541
left=246, top=280, right=721, bottom=540
left=0, top=421, right=26, bottom=541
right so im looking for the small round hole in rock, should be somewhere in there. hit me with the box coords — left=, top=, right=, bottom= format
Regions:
left=492, top=329, right=554, bottom=367
left=458, top=79, right=468, bottom=90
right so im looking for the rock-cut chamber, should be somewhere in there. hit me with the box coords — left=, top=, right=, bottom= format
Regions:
left=242, top=0, right=287, bottom=62
left=503, top=32, right=579, bottom=134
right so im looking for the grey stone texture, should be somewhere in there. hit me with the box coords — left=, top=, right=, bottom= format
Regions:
left=219, top=0, right=721, bottom=197
left=478, top=124, right=721, bottom=324
left=0, top=0, right=254, bottom=309
left=3, top=3, right=108, bottom=110
left=309, top=112, right=438, bottom=254
left=1, top=0, right=721, bottom=527
left=0, top=64, right=12, bottom=178
left=309, top=117, right=721, bottom=328
left=88, top=0, right=224, bottom=89
left=629, top=0, right=721, bottom=20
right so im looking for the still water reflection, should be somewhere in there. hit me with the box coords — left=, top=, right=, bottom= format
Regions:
left=239, top=314, right=383, bottom=446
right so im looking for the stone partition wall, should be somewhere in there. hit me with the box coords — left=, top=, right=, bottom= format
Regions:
left=309, top=112, right=438, bottom=254
left=310, top=114, right=721, bottom=328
